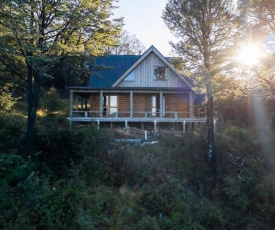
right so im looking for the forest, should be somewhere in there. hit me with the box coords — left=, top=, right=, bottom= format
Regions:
left=0, top=0, right=274, bottom=229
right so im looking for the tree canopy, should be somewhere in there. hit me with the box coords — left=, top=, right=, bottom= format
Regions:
left=0, top=0, right=122, bottom=150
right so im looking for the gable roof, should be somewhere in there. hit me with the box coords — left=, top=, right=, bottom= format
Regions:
left=87, top=45, right=193, bottom=89
left=112, top=46, right=193, bottom=88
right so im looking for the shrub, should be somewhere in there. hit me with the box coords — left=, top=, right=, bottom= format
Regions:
left=222, top=124, right=250, bottom=143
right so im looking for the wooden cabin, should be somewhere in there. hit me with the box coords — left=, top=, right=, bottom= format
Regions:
left=68, top=46, right=206, bottom=132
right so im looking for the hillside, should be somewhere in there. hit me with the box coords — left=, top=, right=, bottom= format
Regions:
left=0, top=110, right=274, bottom=229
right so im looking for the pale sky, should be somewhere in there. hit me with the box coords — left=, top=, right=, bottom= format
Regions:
left=113, top=0, right=176, bottom=56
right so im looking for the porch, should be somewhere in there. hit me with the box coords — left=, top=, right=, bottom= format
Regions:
left=67, top=88, right=208, bottom=133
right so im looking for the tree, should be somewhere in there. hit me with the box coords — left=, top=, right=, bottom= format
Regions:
left=163, top=0, right=236, bottom=195
left=0, top=0, right=122, bottom=151
left=108, top=30, right=146, bottom=55
left=235, top=0, right=275, bottom=98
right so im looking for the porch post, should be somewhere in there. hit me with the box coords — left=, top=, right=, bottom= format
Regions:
left=81, top=97, right=84, bottom=110
left=130, top=90, right=133, bottom=118
left=183, top=120, right=186, bottom=134
left=76, top=96, right=78, bottom=111
left=85, top=98, right=88, bottom=110
left=189, top=91, right=193, bottom=118
left=154, top=120, right=157, bottom=134
left=69, top=89, right=73, bottom=117
left=99, top=90, right=103, bottom=117
left=160, top=90, right=163, bottom=118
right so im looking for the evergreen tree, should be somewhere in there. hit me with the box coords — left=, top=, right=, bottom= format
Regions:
left=0, top=0, right=122, bottom=151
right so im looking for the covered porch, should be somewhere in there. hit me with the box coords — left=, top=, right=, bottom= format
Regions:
left=68, top=87, right=208, bottom=133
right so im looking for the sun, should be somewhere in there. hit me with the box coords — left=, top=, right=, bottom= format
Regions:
left=236, top=43, right=263, bottom=66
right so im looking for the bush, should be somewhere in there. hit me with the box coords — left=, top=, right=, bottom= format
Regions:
left=222, top=124, right=250, bottom=143
left=0, top=115, right=26, bottom=153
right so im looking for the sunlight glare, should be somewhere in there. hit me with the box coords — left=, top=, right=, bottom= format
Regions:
left=236, top=43, right=263, bottom=66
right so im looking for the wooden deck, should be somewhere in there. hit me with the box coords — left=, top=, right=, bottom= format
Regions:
left=67, top=110, right=209, bottom=133
left=68, top=110, right=206, bottom=123
left=67, top=116, right=207, bottom=123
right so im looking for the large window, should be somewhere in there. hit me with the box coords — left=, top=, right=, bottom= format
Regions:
left=103, top=95, right=118, bottom=116
left=154, top=66, right=166, bottom=80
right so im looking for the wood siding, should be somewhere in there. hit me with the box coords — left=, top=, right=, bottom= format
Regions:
left=118, top=94, right=130, bottom=117
left=90, top=94, right=100, bottom=117
left=165, top=94, right=189, bottom=117
left=116, top=52, right=188, bottom=88
left=133, top=94, right=147, bottom=117
left=89, top=92, right=190, bottom=118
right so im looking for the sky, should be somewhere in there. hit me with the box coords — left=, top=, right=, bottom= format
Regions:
left=113, top=0, right=176, bottom=56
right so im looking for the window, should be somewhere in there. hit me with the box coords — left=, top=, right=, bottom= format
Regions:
left=154, top=66, right=166, bottom=80
left=124, top=70, right=135, bottom=81
left=152, top=95, right=157, bottom=116
left=103, top=95, right=118, bottom=116
left=109, top=96, right=118, bottom=114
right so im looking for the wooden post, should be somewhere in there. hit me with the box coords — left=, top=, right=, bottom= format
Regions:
left=69, top=89, right=73, bottom=117
left=130, top=90, right=133, bottom=118
left=141, top=122, right=144, bottom=130
left=85, top=98, right=88, bottom=110
left=154, top=120, right=157, bottom=134
left=160, top=91, right=163, bottom=118
left=183, top=120, right=186, bottom=134
left=189, top=91, right=193, bottom=118
left=76, top=96, right=78, bottom=111
left=81, top=97, right=84, bottom=110
left=99, top=90, right=103, bottom=117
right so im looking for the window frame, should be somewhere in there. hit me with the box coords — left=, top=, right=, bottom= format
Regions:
left=153, top=66, right=167, bottom=80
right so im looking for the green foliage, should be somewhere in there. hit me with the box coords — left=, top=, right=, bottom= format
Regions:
left=0, top=115, right=274, bottom=229
left=0, top=114, right=26, bottom=152
left=0, top=0, right=123, bottom=150
left=42, top=87, right=68, bottom=115
left=0, top=87, right=18, bottom=113
left=222, top=124, right=250, bottom=142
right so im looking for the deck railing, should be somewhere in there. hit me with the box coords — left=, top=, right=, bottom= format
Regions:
left=71, top=108, right=206, bottom=119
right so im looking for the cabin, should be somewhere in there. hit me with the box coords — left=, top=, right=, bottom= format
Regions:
left=68, top=46, right=206, bottom=132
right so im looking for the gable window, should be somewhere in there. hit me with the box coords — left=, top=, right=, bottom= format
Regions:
left=123, top=70, right=135, bottom=81
left=154, top=66, right=166, bottom=80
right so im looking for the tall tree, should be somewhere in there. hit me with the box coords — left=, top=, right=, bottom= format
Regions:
left=163, top=0, right=236, bottom=195
left=108, top=30, right=146, bottom=55
left=0, top=0, right=122, bottom=151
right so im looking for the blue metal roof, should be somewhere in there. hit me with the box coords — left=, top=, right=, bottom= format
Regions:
left=88, top=55, right=141, bottom=88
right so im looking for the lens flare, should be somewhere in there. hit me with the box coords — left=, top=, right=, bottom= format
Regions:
left=236, top=43, right=264, bottom=66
